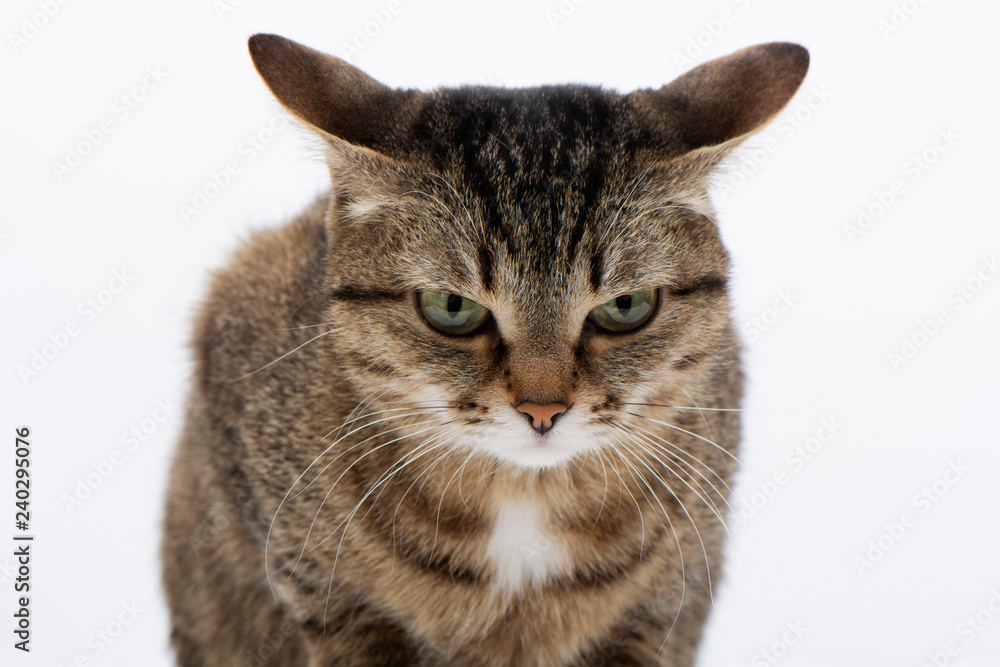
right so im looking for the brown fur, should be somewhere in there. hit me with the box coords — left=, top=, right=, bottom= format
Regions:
left=163, top=34, right=808, bottom=666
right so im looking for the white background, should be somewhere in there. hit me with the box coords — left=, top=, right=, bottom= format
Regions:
left=3, top=0, right=999, bottom=665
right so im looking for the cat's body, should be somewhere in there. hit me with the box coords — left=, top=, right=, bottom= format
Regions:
left=163, top=35, right=808, bottom=666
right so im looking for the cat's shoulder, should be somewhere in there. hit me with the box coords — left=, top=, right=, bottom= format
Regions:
left=191, top=195, right=330, bottom=384
left=212, top=195, right=328, bottom=303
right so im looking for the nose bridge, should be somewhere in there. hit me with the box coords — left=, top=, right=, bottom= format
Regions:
left=499, top=273, right=578, bottom=402
left=505, top=332, right=573, bottom=402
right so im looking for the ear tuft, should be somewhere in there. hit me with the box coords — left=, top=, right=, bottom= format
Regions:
left=637, top=42, right=809, bottom=153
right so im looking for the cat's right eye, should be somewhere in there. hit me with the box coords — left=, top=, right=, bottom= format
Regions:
left=418, top=291, right=491, bottom=335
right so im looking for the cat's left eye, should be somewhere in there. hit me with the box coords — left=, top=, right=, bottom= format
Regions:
left=588, top=288, right=659, bottom=333
left=418, top=291, right=491, bottom=335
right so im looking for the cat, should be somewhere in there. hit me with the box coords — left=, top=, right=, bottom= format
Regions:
left=162, top=33, right=808, bottom=667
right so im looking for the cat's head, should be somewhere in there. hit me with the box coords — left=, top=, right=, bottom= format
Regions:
left=249, top=35, right=807, bottom=469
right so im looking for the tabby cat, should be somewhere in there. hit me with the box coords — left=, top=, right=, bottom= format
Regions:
left=162, top=33, right=808, bottom=666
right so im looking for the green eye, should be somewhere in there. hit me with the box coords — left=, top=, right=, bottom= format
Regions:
left=589, top=289, right=658, bottom=332
left=419, top=291, right=490, bottom=335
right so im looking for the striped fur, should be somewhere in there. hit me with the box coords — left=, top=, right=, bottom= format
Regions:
left=163, top=35, right=808, bottom=666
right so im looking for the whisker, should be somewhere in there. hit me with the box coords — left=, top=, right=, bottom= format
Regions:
left=290, top=409, right=449, bottom=501
left=625, top=387, right=830, bottom=414
left=324, top=432, right=455, bottom=554
left=681, top=388, right=719, bottom=451
left=231, top=327, right=341, bottom=382
left=266, top=390, right=390, bottom=598
left=603, top=445, right=648, bottom=556
left=610, top=439, right=689, bottom=657
left=405, top=187, right=479, bottom=259
left=590, top=449, right=610, bottom=528
left=270, top=406, right=450, bottom=594
left=626, top=421, right=734, bottom=499
left=352, top=429, right=459, bottom=535
left=428, top=449, right=478, bottom=565
left=320, top=431, right=459, bottom=629
left=613, top=423, right=731, bottom=532
left=624, top=402, right=746, bottom=413
left=295, top=420, right=445, bottom=566
left=389, top=435, right=460, bottom=566
left=596, top=163, right=656, bottom=248
left=426, top=173, right=486, bottom=244
left=615, top=426, right=729, bottom=561
left=275, top=321, right=339, bottom=331
left=627, top=412, right=742, bottom=466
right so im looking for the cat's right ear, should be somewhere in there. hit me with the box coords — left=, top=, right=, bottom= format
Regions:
left=247, top=33, right=418, bottom=198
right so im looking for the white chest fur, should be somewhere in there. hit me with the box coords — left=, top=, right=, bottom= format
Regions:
left=484, top=500, right=571, bottom=593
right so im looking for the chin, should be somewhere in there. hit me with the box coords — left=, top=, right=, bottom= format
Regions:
left=482, top=434, right=587, bottom=469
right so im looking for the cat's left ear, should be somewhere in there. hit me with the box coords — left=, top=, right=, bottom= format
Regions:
left=247, top=33, right=420, bottom=200
left=635, top=42, right=809, bottom=168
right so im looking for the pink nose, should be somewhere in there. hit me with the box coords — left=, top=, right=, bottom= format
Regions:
left=516, top=402, right=568, bottom=435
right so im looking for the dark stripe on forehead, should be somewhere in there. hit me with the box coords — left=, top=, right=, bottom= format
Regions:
left=589, top=247, right=604, bottom=291
left=478, top=244, right=494, bottom=291
left=454, top=101, right=518, bottom=255
left=330, top=287, right=408, bottom=303
left=566, top=159, right=608, bottom=263
left=565, top=93, right=613, bottom=262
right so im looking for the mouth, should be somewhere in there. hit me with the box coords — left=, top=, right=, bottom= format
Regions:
left=496, top=435, right=579, bottom=469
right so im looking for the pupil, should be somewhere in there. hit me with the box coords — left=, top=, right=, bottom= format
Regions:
left=446, top=294, right=463, bottom=315
left=615, top=295, right=633, bottom=311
